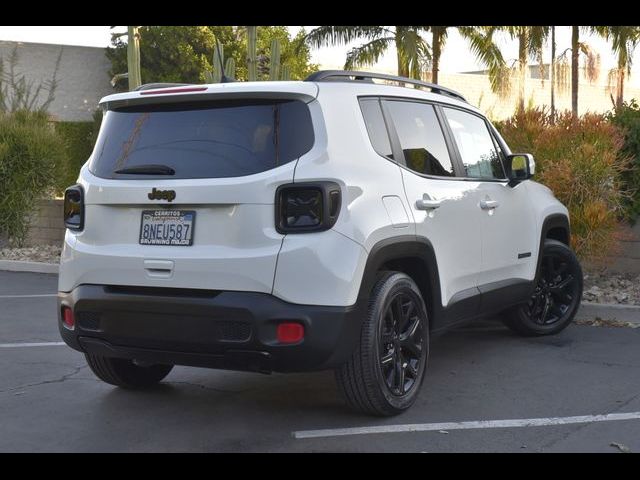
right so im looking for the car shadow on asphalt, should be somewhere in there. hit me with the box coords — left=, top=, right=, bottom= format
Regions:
left=87, top=320, right=546, bottom=423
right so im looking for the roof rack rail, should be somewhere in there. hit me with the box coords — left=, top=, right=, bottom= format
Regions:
left=134, top=83, right=194, bottom=92
left=304, top=70, right=467, bottom=103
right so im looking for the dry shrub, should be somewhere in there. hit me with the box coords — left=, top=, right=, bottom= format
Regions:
left=496, top=109, right=632, bottom=260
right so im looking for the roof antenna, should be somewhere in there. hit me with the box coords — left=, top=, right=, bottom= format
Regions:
left=215, top=40, right=232, bottom=83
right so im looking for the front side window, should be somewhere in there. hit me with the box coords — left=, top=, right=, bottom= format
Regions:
left=90, top=99, right=314, bottom=180
left=443, top=108, right=506, bottom=180
left=384, top=100, right=454, bottom=177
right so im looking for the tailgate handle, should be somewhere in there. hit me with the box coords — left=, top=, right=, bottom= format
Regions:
left=144, top=260, right=174, bottom=278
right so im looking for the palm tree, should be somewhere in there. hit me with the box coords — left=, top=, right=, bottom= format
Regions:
left=571, top=26, right=580, bottom=117
left=304, top=26, right=430, bottom=79
left=427, top=26, right=505, bottom=92
left=551, top=26, right=557, bottom=119
left=553, top=26, right=599, bottom=118
left=593, top=26, right=640, bottom=110
left=492, top=26, right=549, bottom=112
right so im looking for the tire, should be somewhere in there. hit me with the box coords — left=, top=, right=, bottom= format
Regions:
left=335, top=271, right=429, bottom=416
left=85, top=354, right=173, bottom=389
left=504, top=239, right=583, bottom=337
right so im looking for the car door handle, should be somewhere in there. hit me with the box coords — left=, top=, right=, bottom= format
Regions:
left=480, top=199, right=500, bottom=210
left=416, top=196, right=441, bottom=210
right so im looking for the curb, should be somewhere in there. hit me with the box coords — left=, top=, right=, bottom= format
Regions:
left=0, top=260, right=59, bottom=274
left=576, top=302, right=640, bottom=324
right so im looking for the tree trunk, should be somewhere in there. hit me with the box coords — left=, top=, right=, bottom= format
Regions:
left=617, top=67, right=625, bottom=110
left=517, top=29, right=527, bottom=113
left=432, top=27, right=442, bottom=84
left=571, top=26, right=579, bottom=118
left=551, top=26, right=556, bottom=121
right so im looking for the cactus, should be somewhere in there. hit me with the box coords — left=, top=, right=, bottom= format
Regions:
left=212, top=40, right=224, bottom=82
left=127, top=26, right=142, bottom=90
left=205, top=39, right=235, bottom=83
left=269, top=39, right=281, bottom=81
left=206, top=28, right=293, bottom=83
left=247, top=26, right=257, bottom=82
left=225, top=58, right=236, bottom=80
left=281, top=65, right=291, bottom=81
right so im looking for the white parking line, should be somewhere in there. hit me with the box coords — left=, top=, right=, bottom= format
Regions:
left=293, top=412, right=640, bottom=439
left=0, top=294, right=57, bottom=298
left=0, top=342, right=65, bottom=348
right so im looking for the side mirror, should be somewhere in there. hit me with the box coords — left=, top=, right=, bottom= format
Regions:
left=507, top=153, right=535, bottom=186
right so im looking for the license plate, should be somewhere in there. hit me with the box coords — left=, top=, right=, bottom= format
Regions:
left=139, top=210, right=195, bottom=246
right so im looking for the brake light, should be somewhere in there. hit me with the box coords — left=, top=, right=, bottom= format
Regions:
left=63, top=184, right=84, bottom=231
left=277, top=322, right=304, bottom=344
left=275, top=182, right=341, bottom=234
left=140, top=86, right=208, bottom=95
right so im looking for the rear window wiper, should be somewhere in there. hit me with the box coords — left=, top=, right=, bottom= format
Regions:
left=114, top=164, right=176, bottom=175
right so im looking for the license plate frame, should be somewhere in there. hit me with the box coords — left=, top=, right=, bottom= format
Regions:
left=139, top=210, right=196, bottom=246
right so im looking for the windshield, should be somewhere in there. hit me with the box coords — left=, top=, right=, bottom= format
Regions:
left=89, top=99, right=314, bottom=179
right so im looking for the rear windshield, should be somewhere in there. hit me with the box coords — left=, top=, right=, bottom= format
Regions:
left=89, top=99, right=314, bottom=179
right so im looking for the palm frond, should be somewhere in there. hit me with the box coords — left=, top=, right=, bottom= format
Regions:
left=527, top=26, right=549, bottom=58
left=458, top=26, right=507, bottom=94
left=303, top=26, right=387, bottom=49
left=593, top=26, right=640, bottom=75
left=344, top=37, right=395, bottom=70
left=395, top=27, right=430, bottom=79
left=555, top=55, right=571, bottom=94
left=437, top=27, right=449, bottom=51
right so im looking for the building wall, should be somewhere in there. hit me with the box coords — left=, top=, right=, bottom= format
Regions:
left=436, top=72, right=640, bottom=120
left=0, top=40, right=113, bottom=121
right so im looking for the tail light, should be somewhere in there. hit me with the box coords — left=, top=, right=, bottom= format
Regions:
left=275, top=182, right=341, bottom=234
left=64, top=184, right=84, bottom=231
left=61, top=306, right=75, bottom=330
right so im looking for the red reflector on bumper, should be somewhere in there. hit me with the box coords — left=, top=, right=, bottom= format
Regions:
left=277, top=322, right=304, bottom=344
left=62, top=307, right=75, bottom=330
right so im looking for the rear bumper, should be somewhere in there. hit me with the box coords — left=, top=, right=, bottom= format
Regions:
left=57, top=285, right=364, bottom=373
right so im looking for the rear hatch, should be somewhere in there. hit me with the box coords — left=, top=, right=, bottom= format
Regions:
left=64, top=83, right=318, bottom=293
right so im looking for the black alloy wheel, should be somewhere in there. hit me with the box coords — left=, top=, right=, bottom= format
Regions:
left=504, top=239, right=583, bottom=336
left=379, top=292, right=425, bottom=396
left=335, top=271, right=429, bottom=416
left=526, top=249, right=580, bottom=326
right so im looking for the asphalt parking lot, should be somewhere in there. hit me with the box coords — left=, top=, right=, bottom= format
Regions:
left=1, top=270, right=639, bottom=452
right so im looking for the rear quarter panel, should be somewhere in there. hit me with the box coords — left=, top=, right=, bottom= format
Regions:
left=272, top=87, right=415, bottom=306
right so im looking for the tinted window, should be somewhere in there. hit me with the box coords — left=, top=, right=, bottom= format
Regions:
left=443, top=108, right=506, bottom=180
left=385, top=101, right=454, bottom=177
left=359, top=98, right=393, bottom=159
left=90, top=99, right=314, bottom=179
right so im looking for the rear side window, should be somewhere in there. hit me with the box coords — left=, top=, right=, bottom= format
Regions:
left=90, top=99, right=314, bottom=179
left=384, top=100, right=455, bottom=177
left=359, top=98, right=393, bottom=160
left=442, top=108, right=506, bottom=180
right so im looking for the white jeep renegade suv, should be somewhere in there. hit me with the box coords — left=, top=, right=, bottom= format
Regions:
left=58, top=71, right=583, bottom=416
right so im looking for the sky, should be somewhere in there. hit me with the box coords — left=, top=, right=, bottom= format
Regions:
left=1, top=25, right=638, bottom=86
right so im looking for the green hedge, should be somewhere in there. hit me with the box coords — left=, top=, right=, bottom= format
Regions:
left=0, top=111, right=66, bottom=246
left=54, top=110, right=102, bottom=195
left=606, top=100, right=640, bottom=222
